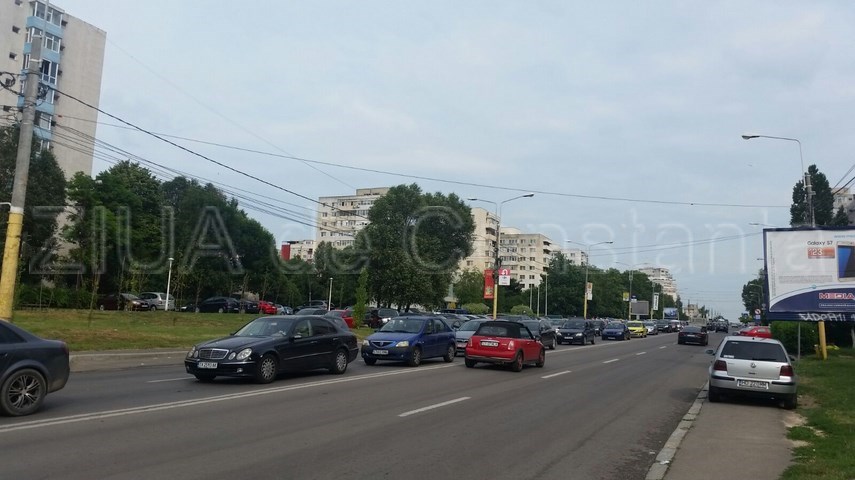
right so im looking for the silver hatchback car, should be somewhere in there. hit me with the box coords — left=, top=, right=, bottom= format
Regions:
left=706, top=336, right=797, bottom=409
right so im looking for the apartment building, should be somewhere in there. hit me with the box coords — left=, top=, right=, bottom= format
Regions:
left=833, top=187, right=854, bottom=225
left=562, top=247, right=587, bottom=265
left=638, top=266, right=678, bottom=301
left=459, top=206, right=499, bottom=273
left=0, top=0, right=105, bottom=178
left=499, top=227, right=554, bottom=291
left=316, top=187, right=389, bottom=248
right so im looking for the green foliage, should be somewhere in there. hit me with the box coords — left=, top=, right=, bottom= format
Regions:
left=0, top=125, right=67, bottom=280
left=461, top=302, right=489, bottom=314
left=832, top=206, right=850, bottom=226
left=363, top=184, right=474, bottom=310
left=352, top=268, right=369, bottom=328
left=16, top=284, right=93, bottom=309
left=791, top=165, right=835, bottom=227
left=454, top=269, right=486, bottom=305
left=741, top=276, right=765, bottom=315
left=771, top=321, right=818, bottom=355
left=510, top=304, right=533, bottom=316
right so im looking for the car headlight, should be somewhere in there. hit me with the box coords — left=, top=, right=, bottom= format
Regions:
left=362, top=339, right=369, bottom=346
left=186, top=346, right=197, bottom=358
left=395, top=340, right=410, bottom=347
left=235, top=348, right=252, bottom=361
left=575, top=333, right=583, bottom=337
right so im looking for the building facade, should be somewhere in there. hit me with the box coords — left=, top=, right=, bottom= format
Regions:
left=561, top=247, right=587, bottom=266
left=638, top=266, right=678, bottom=301
left=459, top=206, right=498, bottom=273
left=0, top=0, right=105, bottom=178
left=833, top=187, right=854, bottom=225
left=316, top=187, right=389, bottom=248
left=499, top=227, right=555, bottom=291
left=283, top=239, right=315, bottom=262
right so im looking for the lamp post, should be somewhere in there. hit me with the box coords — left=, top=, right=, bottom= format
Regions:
left=742, top=133, right=824, bottom=359
left=467, top=193, right=535, bottom=319
left=568, top=240, right=614, bottom=319
left=165, top=257, right=174, bottom=311
left=328, top=277, right=333, bottom=311
left=617, top=262, right=649, bottom=320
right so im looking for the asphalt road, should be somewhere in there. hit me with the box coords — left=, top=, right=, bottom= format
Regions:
left=1, top=331, right=725, bottom=480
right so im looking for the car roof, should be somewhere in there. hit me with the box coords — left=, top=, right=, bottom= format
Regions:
left=721, top=335, right=782, bottom=345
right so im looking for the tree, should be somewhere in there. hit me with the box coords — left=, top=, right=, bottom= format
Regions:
left=741, top=277, right=765, bottom=319
left=362, top=184, right=474, bottom=310
left=453, top=269, right=487, bottom=306
left=791, top=165, right=834, bottom=226
left=0, top=125, right=67, bottom=281
left=832, top=206, right=850, bottom=226
left=352, top=268, right=368, bottom=328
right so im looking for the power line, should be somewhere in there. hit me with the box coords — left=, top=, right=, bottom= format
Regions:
left=56, top=114, right=788, bottom=209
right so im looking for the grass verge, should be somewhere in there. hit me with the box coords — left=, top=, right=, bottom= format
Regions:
left=781, top=349, right=855, bottom=480
left=11, top=309, right=374, bottom=352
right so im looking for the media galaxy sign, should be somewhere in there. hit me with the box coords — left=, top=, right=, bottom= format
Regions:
left=763, top=228, right=855, bottom=321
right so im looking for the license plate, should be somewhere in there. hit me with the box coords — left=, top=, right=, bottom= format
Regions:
left=198, top=361, right=217, bottom=369
left=480, top=340, right=499, bottom=347
left=372, top=349, right=388, bottom=355
left=737, top=379, right=769, bottom=389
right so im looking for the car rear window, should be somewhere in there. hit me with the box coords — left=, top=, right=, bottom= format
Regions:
left=721, top=341, right=787, bottom=362
left=477, top=324, right=521, bottom=338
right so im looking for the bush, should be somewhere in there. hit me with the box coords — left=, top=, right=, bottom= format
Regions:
left=462, top=303, right=489, bottom=315
left=771, top=321, right=818, bottom=356
left=510, top=305, right=534, bottom=316
left=15, top=285, right=98, bottom=309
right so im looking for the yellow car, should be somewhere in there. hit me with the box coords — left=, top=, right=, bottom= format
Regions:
left=627, top=321, right=647, bottom=338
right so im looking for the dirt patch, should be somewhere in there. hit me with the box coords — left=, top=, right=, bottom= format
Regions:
left=798, top=393, right=819, bottom=409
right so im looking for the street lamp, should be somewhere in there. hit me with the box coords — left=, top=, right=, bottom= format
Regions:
left=165, top=257, right=174, bottom=311
left=328, top=277, right=333, bottom=311
left=567, top=240, right=613, bottom=319
left=467, top=193, right=535, bottom=318
left=617, top=262, right=650, bottom=320
left=741, top=134, right=814, bottom=227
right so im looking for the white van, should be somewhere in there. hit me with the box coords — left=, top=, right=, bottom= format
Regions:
left=138, top=292, right=175, bottom=310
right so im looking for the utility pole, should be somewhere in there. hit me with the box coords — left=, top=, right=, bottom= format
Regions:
left=0, top=37, right=41, bottom=321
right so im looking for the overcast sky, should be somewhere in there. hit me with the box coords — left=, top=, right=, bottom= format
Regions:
left=55, top=0, right=855, bottom=319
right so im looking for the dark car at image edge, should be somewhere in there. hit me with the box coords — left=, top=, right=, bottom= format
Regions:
left=0, top=322, right=70, bottom=416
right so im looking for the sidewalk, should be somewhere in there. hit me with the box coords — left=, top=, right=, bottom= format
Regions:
left=647, top=383, right=794, bottom=480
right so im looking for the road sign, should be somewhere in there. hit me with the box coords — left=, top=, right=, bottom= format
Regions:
left=498, top=268, right=511, bottom=286
left=755, top=309, right=761, bottom=315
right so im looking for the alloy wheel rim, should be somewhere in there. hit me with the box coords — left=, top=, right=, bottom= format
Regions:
left=9, top=374, right=42, bottom=410
left=336, top=352, right=347, bottom=370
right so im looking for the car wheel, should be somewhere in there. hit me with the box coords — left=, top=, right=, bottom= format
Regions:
left=407, top=347, right=422, bottom=367
left=708, top=385, right=721, bottom=403
left=194, top=307, right=200, bottom=313
left=580, top=335, right=586, bottom=345
left=363, top=357, right=377, bottom=366
left=782, top=393, right=798, bottom=410
left=443, top=345, right=455, bottom=363
left=254, top=354, right=278, bottom=384
left=465, top=358, right=476, bottom=368
left=1, top=368, right=46, bottom=416
left=590, top=335, right=595, bottom=345
left=194, top=373, right=216, bottom=382
left=549, top=337, right=556, bottom=350
left=535, top=348, right=545, bottom=368
left=329, top=349, right=349, bottom=374
left=150, top=305, right=157, bottom=311
left=98, top=304, right=105, bottom=311
left=217, top=307, right=225, bottom=313
left=510, top=352, right=524, bottom=372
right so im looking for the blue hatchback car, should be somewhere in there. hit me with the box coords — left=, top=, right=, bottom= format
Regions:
left=362, top=316, right=456, bottom=366
left=601, top=322, right=631, bottom=341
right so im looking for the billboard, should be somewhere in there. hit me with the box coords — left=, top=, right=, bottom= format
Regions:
left=483, top=269, right=494, bottom=300
left=630, top=300, right=649, bottom=316
left=763, top=228, right=855, bottom=322
left=663, top=307, right=678, bottom=319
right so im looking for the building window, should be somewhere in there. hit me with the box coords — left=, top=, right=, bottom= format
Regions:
left=39, top=59, right=58, bottom=84
left=35, top=112, right=52, bottom=130
left=8, top=52, right=16, bottom=60
left=320, top=232, right=327, bottom=237
left=33, top=2, right=63, bottom=27
left=11, top=26, right=20, bottom=34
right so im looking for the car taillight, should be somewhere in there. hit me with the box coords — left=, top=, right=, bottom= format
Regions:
left=713, top=360, right=727, bottom=372
left=467, top=338, right=473, bottom=347
left=780, top=365, right=794, bottom=377
left=508, top=340, right=515, bottom=350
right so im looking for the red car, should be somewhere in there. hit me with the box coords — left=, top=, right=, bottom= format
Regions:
left=326, top=309, right=355, bottom=328
left=464, top=320, right=545, bottom=372
left=736, top=326, right=772, bottom=338
left=257, top=301, right=277, bottom=315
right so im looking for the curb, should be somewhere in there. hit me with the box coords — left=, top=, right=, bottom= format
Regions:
left=645, top=381, right=708, bottom=480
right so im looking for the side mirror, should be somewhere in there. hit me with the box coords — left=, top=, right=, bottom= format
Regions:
left=704, top=349, right=715, bottom=355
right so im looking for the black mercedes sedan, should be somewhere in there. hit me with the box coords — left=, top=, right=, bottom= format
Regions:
left=0, top=322, right=70, bottom=416
left=185, top=315, right=359, bottom=383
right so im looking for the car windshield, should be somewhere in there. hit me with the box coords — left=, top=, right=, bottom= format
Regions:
left=720, top=341, right=787, bottom=362
left=458, top=320, right=484, bottom=332
left=235, top=318, right=294, bottom=336
left=562, top=321, right=586, bottom=329
left=379, top=318, right=424, bottom=334
left=644, top=322, right=655, bottom=326
left=550, top=319, right=565, bottom=326
left=324, top=311, right=345, bottom=318
left=627, top=322, right=643, bottom=327
left=605, top=323, right=623, bottom=329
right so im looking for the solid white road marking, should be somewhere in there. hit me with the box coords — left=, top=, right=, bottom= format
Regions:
left=636, top=352, right=647, bottom=356
left=603, top=359, right=619, bottom=364
left=399, top=397, right=471, bottom=417
left=659, top=346, right=668, bottom=349
left=147, top=377, right=190, bottom=383
left=541, top=370, right=572, bottom=379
